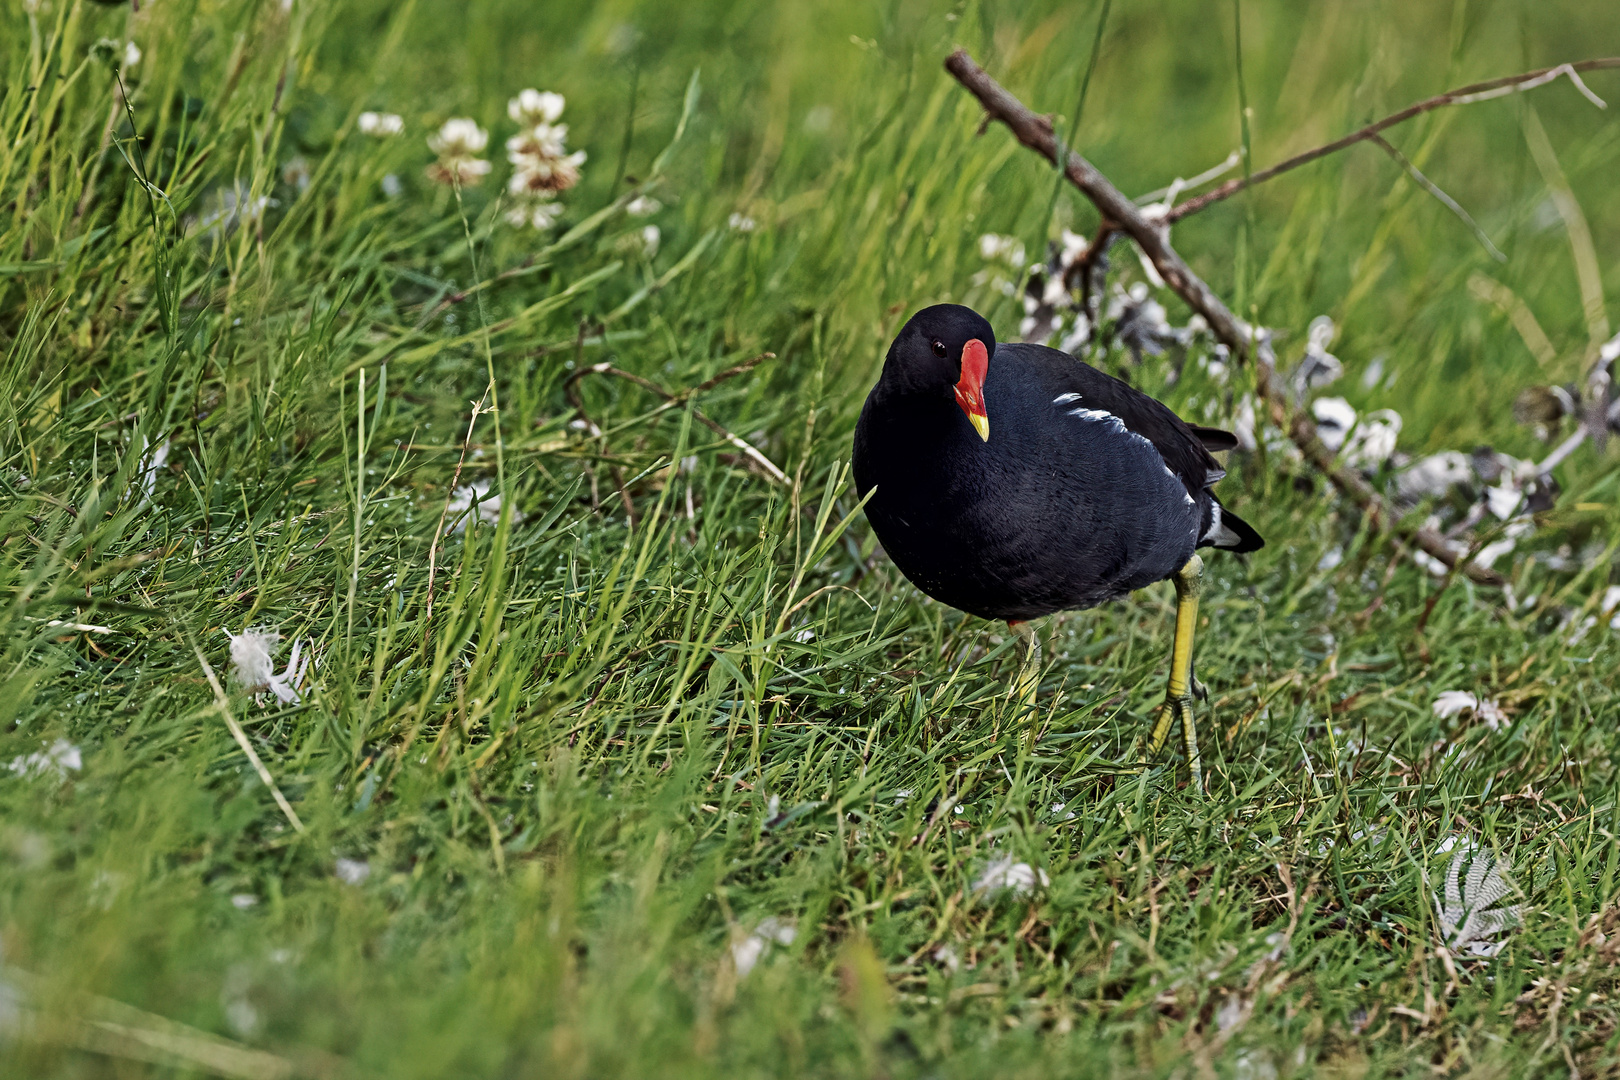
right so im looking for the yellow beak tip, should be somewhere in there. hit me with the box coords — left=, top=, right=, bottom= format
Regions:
left=970, top=414, right=989, bottom=442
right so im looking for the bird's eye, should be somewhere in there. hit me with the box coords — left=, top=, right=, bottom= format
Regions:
left=930, top=339, right=948, bottom=358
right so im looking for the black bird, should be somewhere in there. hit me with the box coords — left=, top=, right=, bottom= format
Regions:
left=853, top=304, right=1263, bottom=785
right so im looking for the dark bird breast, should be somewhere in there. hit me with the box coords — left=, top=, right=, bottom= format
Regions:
left=853, top=343, right=1211, bottom=621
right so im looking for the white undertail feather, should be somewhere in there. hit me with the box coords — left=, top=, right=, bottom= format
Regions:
left=1202, top=502, right=1244, bottom=548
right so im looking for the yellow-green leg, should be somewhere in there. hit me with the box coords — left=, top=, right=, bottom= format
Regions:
left=1008, top=619, right=1041, bottom=710
left=1141, top=554, right=1205, bottom=791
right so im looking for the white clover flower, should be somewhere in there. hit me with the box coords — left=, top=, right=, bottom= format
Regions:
left=615, top=225, right=660, bottom=258
left=504, top=190, right=563, bottom=231
left=123, top=41, right=142, bottom=68
left=358, top=111, right=404, bottom=137
left=8, top=739, right=83, bottom=780
left=506, top=123, right=571, bottom=163
left=508, top=89, right=566, bottom=126
left=728, top=212, right=757, bottom=233
left=380, top=173, right=403, bottom=198
left=428, top=117, right=488, bottom=158
left=626, top=195, right=663, bottom=217
left=972, top=855, right=1049, bottom=898
left=427, top=157, right=492, bottom=187
left=505, top=194, right=563, bottom=233
left=227, top=629, right=311, bottom=705
left=507, top=149, right=585, bottom=193
left=426, top=118, right=492, bottom=187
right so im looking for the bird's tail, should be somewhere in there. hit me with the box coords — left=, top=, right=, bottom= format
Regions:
left=1199, top=498, right=1264, bottom=553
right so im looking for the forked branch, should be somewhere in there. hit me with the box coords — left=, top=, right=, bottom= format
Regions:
left=1167, top=58, right=1618, bottom=222
left=944, top=48, right=1507, bottom=587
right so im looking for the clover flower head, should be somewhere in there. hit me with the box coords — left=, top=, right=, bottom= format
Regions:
left=504, top=189, right=564, bottom=231
left=428, top=117, right=488, bottom=158
left=359, top=111, right=404, bottom=137
left=508, top=89, right=566, bottom=127
left=426, top=157, right=493, bottom=187
left=616, top=224, right=660, bottom=258
left=507, top=123, right=570, bottom=162
left=499, top=88, right=583, bottom=229
left=508, top=150, right=585, bottom=194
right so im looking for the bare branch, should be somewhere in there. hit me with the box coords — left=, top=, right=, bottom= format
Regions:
left=1166, top=58, right=1618, bottom=222
left=944, top=48, right=1506, bottom=587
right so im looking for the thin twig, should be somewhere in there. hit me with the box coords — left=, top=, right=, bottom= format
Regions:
left=944, top=48, right=1506, bottom=586
left=1068, top=221, right=1119, bottom=329
left=1166, top=58, right=1618, bottom=222
left=192, top=645, right=305, bottom=834
left=563, top=353, right=786, bottom=484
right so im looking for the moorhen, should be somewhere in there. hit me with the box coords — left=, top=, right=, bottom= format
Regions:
left=853, top=304, right=1263, bottom=786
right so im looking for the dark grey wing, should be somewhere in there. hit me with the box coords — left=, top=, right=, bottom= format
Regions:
left=1049, top=353, right=1227, bottom=497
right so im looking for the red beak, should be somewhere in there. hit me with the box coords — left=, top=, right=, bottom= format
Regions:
left=953, top=338, right=990, bottom=442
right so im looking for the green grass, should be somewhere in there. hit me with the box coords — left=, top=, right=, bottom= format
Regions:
left=4, top=0, right=1620, bottom=1076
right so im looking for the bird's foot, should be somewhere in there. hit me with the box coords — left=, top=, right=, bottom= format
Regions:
left=1140, top=691, right=1204, bottom=794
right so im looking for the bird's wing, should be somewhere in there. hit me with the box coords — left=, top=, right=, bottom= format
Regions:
left=1023, top=345, right=1228, bottom=496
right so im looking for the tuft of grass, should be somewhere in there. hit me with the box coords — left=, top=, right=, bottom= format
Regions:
left=3, top=1, right=1619, bottom=1076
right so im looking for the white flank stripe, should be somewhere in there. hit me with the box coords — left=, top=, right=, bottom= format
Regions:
left=1052, top=392, right=1083, bottom=406
left=1067, top=406, right=1127, bottom=433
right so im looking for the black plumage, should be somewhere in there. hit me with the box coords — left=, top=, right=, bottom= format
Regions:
left=853, top=304, right=1262, bottom=622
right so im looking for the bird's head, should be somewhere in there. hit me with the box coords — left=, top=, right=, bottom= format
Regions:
left=884, top=304, right=995, bottom=442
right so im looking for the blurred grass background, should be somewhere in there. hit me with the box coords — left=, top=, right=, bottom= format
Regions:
left=3, top=0, right=1620, bottom=1076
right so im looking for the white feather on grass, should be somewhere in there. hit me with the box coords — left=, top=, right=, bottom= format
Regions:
left=1433, top=840, right=1524, bottom=957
